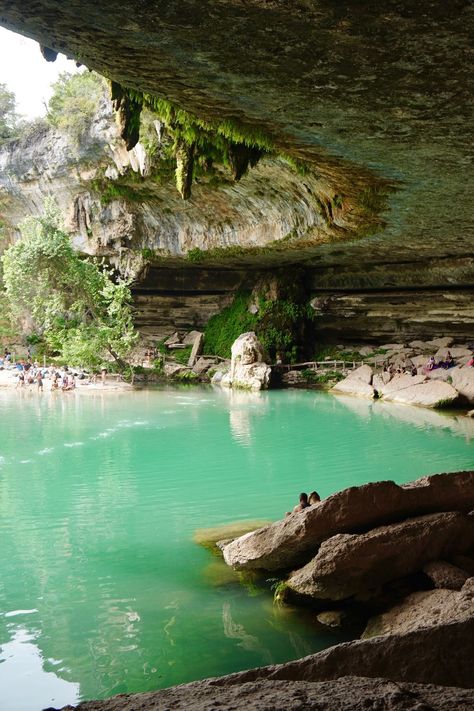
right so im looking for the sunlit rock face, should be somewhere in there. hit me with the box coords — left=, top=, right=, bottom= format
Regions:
left=0, top=1, right=473, bottom=341
left=0, top=98, right=361, bottom=274
left=0, top=0, right=473, bottom=274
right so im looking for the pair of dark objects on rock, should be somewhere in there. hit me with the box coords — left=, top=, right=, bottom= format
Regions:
left=287, top=491, right=320, bottom=516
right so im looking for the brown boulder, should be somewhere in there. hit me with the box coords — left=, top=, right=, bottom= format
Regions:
left=222, top=470, right=474, bottom=571
left=215, top=618, right=474, bottom=690
left=423, top=560, right=470, bottom=590
left=286, top=512, right=474, bottom=601
left=53, top=676, right=474, bottom=711
left=362, top=580, right=474, bottom=638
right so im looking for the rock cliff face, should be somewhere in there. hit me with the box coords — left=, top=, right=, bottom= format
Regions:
left=1, top=1, right=473, bottom=342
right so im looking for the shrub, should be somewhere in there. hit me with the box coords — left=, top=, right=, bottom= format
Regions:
left=203, top=292, right=257, bottom=357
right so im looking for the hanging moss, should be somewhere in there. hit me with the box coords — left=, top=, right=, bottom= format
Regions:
left=175, top=139, right=195, bottom=200
left=108, top=82, right=272, bottom=198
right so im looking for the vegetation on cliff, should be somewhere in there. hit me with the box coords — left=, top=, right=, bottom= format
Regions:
left=109, top=82, right=271, bottom=199
left=47, top=71, right=107, bottom=142
left=0, top=83, right=20, bottom=143
left=1, top=199, right=137, bottom=368
left=203, top=276, right=314, bottom=362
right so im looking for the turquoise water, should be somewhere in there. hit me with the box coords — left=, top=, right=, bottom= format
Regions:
left=0, top=387, right=472, bottom=711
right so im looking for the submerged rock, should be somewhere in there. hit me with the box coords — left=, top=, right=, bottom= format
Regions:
left=362, top=580, right=474, bottom=638
left=222, top=470, right=474, bottom=571
left=193, top=520, right=271, bottom=554
left=220, top=332, right=271, bottom=391
left=286, top=512, right=474, bottom=601
left=316, top=610, right=346, bottom=628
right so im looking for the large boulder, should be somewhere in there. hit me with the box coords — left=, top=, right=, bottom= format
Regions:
left=362, top=579, right=474, bottom=638
left=214, top=618, right=474, bottom=690
left=450, top=366, right=474, bottom=403
left=222, top=470, right=474, bottom=571
left=332, top=364, right=375, bottom=398
left=220, top=332, right=271, bottom=391
left=379, top=373, right=459, bottom=408
left=53, top=676, right=474, bottom=710
left=286, top=512, right=474, bottom=601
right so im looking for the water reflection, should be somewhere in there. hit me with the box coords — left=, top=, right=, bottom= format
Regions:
left=335, top=393, right=474, bottom=441
left=0, top=627, right=79, bottom=711
left=222, top=602, right=273, bottom=664
left=218, top=388, right=269, bottom=445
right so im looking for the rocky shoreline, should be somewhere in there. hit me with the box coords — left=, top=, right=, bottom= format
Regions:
left=52, top=470, right=474, bottom=710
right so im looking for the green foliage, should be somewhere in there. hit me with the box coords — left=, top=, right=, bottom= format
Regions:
left=1, top=199, right=137, bottom=369
left=0, top=83, right=20, bottom=143
left=89, top=171, right=157, bottom=206
left=313, top=346, right=365, bottom=362
left=110, top=84, right=273, bottom=199
left=0, top=291, right=15, bottom=342
left=47, top=71, right=107, bottom=141
left=257, top=298, right=312, bottom=362
left=172, top=346, right=192, bottom=365
left=203, top=292, right=257, bottom=357
left=203, top=285, right=313, bottom=362
left=173, top=369, right=198, bottom=381
left=302, top=369, right=344, bottom=384
left=268, top=578, right=289, bottom=605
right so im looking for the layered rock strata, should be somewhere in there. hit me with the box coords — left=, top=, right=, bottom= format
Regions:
left=222, top=470, right=474, bottom=571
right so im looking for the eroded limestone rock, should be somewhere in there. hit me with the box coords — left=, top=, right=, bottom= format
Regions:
left=286, top=512, right=474, bottom=601
left=220, top=333, right=271, bottom=391
left=362, top=580, right=474, bottom=638
left=222, top=470, right=474, bottom=572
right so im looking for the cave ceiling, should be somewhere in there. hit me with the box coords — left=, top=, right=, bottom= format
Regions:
left=0, top=0, right=473, bottom=282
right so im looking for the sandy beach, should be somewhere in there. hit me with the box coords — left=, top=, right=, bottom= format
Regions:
left=0, top=367, right=133, bottom=392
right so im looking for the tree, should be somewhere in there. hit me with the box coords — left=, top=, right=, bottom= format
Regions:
left=1, top=199, right=137, bottom=368
left=0, top=83, right=19, bottom=142
left=47, top=71, right=107, bottom=141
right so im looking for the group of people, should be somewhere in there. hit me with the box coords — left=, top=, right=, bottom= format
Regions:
left=381, top=350, right=473, bottom=377
left=287, top=491, right=321, bottom=516
left=425, top=351, right=458, bottom=372
left=15, top=362, right=77, bottom=391
left=1, top=348, right=82, bottom=392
